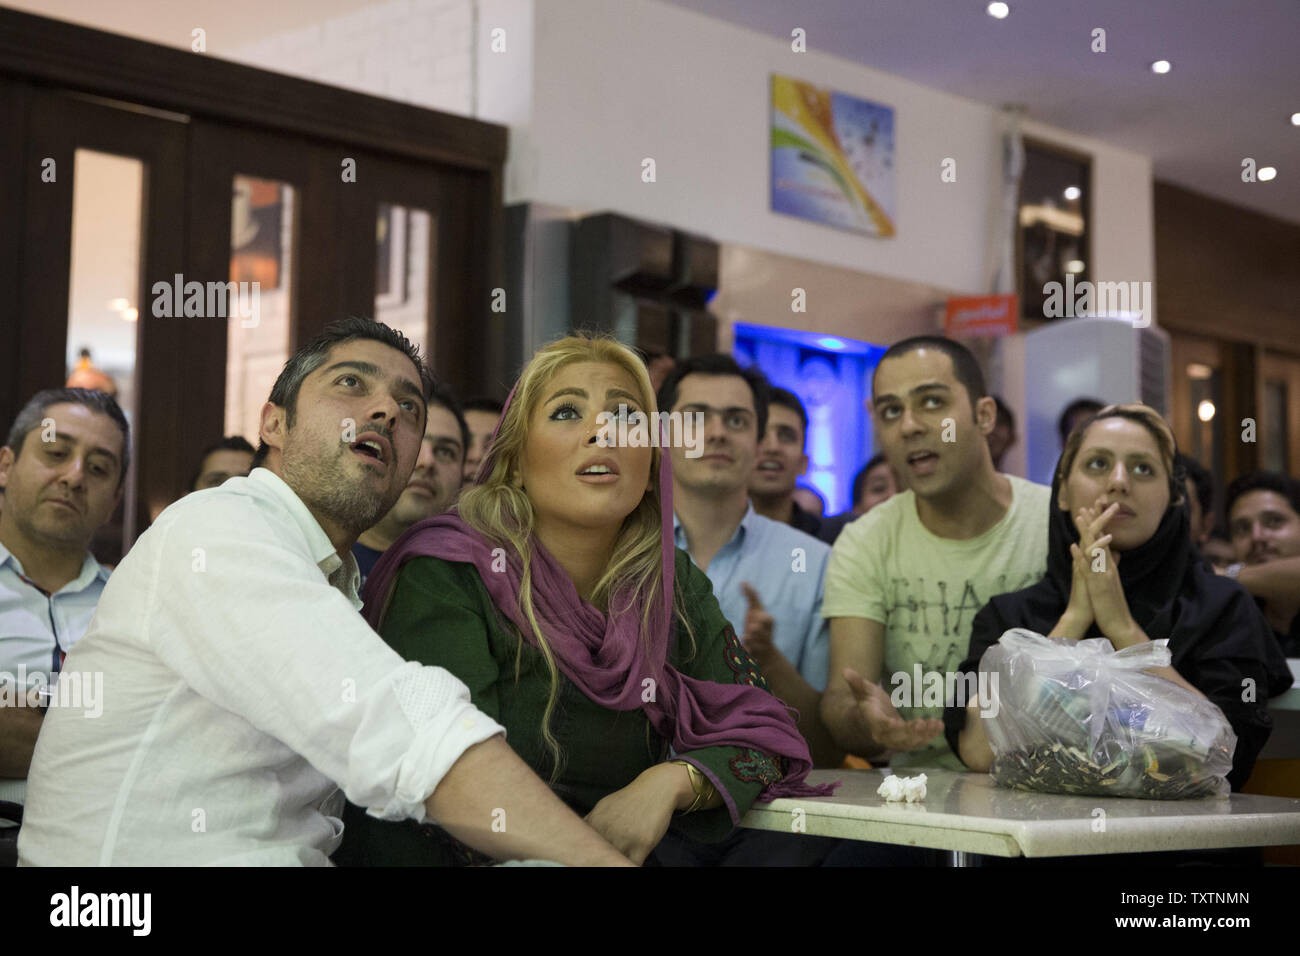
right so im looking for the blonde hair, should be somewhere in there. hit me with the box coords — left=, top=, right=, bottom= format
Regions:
left=456, top=334, right=693, bottom=778
left=1056, top=402, right=1183, bottom=505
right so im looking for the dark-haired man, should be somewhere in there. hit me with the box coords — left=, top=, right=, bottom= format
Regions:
left=1225, top=471, right=1300, bottom=657
left=0, top=389, right=128, bottom=861
left=821, top=336, right=1051, bottom=772
left=818, top=454, right=900, bottom=545
left=190, top=436, right=255, bottom=492
left=461, top=397, right=503, bottom=483
left=1057, top=397, right=1105, bottom=448
left=750, top=387, right=822, bottom=537
left=353, top=384, right=468, bottom=580
left=1176, top=452, right=1215, bottom=549
left=658, top=356, right=838, bottom=769
left=987, top=396, right=1017, bottom=471
left=20, top=318, right=630, bottom=866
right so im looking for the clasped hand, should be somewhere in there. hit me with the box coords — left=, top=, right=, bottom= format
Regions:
left=1065, top=497, right=1141, bottom=648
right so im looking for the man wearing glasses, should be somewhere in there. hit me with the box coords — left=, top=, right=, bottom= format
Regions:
left=657, top=357, right=839, bottom=772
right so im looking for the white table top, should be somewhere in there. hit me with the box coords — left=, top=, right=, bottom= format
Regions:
left=740, top=769, right=1300, bottom=858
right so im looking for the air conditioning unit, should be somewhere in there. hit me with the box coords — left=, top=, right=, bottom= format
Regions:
left=1024, top=316, right=1170, bottom=485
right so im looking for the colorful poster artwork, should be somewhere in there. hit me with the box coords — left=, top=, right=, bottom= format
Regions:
left=771, top=74, right=896, bottom=238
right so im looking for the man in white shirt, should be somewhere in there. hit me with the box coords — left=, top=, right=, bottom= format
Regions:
left=0, top=389, right=127, bottom=864
left=820, top=336, right=1051, bottom=772
left=19, top=318, right=629, bottom=867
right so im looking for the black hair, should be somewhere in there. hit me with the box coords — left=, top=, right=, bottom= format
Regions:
left=1176, top=453, right=1213, bottom=520
left=428, top=382, right=471, bottom=462
left=250, top=317, right=433, bottom=469
left=461, top=397, right=505, bottom=417
left=1057, top=397, right=1106, bottom=446
left=852, top=453, right=889, bottom=506
left=767, top=386, right=808, bottom=446
left=874, top=335, right=986, bottom=414
left=992, top=395, right=1016, bottom=431
left=5, top=387, right=131, bottom=488
left=656, top=354, right=770, bottom=441
left=190, top=435, right=256, bottom=490
left=1225, top=471, right=1300, bottom=522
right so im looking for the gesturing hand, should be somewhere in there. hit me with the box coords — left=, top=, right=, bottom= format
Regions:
left=739, top=582, right=776, bottom=667
left=843, top=666, right=943, bottom=753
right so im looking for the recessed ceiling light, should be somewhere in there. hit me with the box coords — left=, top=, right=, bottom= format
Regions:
left=1063, top=186, right=1081, bottom=201
left=1259, top=166, right=1277, bottom=181
left=1291, top=112, right=1300, bottom=126
left=986, top=2, right=1010, bottom=19
left=122, top=307, right=139, bottom=322
left=1151, top=60, right=1172, bottom=74
left=1197, top=400, right=1216, bottom=423
left=1187, top=363, right=1214, bottom=380
left=1065, top=259, right=1085, bottom=274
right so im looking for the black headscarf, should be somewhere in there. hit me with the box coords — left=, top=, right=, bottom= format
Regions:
left=943, top=463, right=1293, bottom=791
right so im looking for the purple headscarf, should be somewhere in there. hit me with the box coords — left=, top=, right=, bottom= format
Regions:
left=361, top=375, right=836, bottom=817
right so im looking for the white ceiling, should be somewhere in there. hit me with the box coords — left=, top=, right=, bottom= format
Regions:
left=663, top=0, right=1300, bottom=224
left=11, top=0, right=1298, bottom=223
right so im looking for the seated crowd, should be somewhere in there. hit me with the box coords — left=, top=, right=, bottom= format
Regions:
left=0, top=319, right=1296, bottom=867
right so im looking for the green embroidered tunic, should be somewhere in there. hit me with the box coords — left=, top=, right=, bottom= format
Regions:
left=336, top=549, right=784, bottom=866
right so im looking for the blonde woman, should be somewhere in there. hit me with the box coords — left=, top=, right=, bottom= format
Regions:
left=341, top=335, right=832, bottom=866
left=946, top=404, right=1292, bottom=789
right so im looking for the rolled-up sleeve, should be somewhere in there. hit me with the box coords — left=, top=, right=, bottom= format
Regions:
left=144, top=503, right=503, bottom=823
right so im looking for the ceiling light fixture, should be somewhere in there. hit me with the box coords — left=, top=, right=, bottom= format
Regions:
left=1151, top=60, right=1172, bottom=74
left=1291, top=112, right=1300, bottom=126
left=986, top=2, right=1010, bottom=19
left=1063, top=186, right=1081, bottom=201
left=1258, top=167, right=1277, bottom=181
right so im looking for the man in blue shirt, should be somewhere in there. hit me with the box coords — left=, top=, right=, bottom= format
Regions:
left=0, top=388, right=127, bottom=862
left=658, top=356, right=839, bottom=768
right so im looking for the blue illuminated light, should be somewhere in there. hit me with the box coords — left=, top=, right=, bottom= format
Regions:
left=817, top=337, right=846, bottom=351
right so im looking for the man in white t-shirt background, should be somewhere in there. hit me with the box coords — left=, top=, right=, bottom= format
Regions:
left=820, top=336, right=1052, bottom=772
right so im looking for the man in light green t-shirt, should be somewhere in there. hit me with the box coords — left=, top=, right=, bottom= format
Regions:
left=820, top=337, right=1051, bottom=771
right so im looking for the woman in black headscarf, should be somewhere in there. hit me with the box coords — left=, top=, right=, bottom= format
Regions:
left=944, top=404, right=1292, bottom=791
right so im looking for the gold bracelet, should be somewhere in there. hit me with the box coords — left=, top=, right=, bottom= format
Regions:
left=670, top=760, right=716, bottom=814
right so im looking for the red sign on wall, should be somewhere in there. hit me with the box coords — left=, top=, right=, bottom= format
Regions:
left=944, top=294, right=1018, bottom=337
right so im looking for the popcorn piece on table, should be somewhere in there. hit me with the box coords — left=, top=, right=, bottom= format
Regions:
left=877, top=773, right=927, bottom=803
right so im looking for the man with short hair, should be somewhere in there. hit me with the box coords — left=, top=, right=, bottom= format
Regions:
left=1176, top=452, right=1215, bottom=549
left=19, top=318, right=630, bottom=866
left=749, top=387, right=822, bottom=537
left=461, top=397, right=503, bottom=483
left=1057, top=397, right=1105, bottom=448
left=658, top=356, right=839, bottom=768
left=190, top=436, right=255, bottom=492
left=353, top=383, right=468, bottom=580
left=818, top=454, right=900, bottom=545
left=1224, top=471, right=1300, bottom=656
left=987, top=396, right=1018, bottom=471
left=820, top=336, right=1052, bottom=772
left=0, top=388, right=128, bottom=862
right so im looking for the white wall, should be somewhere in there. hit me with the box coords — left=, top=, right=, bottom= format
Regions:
left=228, top=0, right=1155, bottom=312
left=526, top=0, right=1155, bottom=303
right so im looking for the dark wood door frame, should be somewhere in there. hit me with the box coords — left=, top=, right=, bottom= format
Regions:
left=0, top=8, right=507, bottom=548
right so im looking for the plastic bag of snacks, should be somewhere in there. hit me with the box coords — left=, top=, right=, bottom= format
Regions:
left=980, top=629, right=1235, bottom=799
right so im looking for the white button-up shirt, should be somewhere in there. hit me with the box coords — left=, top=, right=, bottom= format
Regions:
left=0, top=542, right=109, bottom=807
left=18, top=468, right=502, bottom=866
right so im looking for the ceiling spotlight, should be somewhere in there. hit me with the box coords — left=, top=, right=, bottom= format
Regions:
left=1258, top=166, right=1277, bottom=181
left=122, top=307, right=139, bottom=322
left=987, top=2, right=1010, bottom=18
left=1197, top=400, right=1216, bottom=423
left=1063, top=185, right=1081, bottom=201
left=1065, top=259, right=1085, bottom=274
left=1151, top=60, right=1171, bottom=74
left=1291, top=112, right=1300, bottom=126
left=1187, top=362, right=1213, bottom=380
